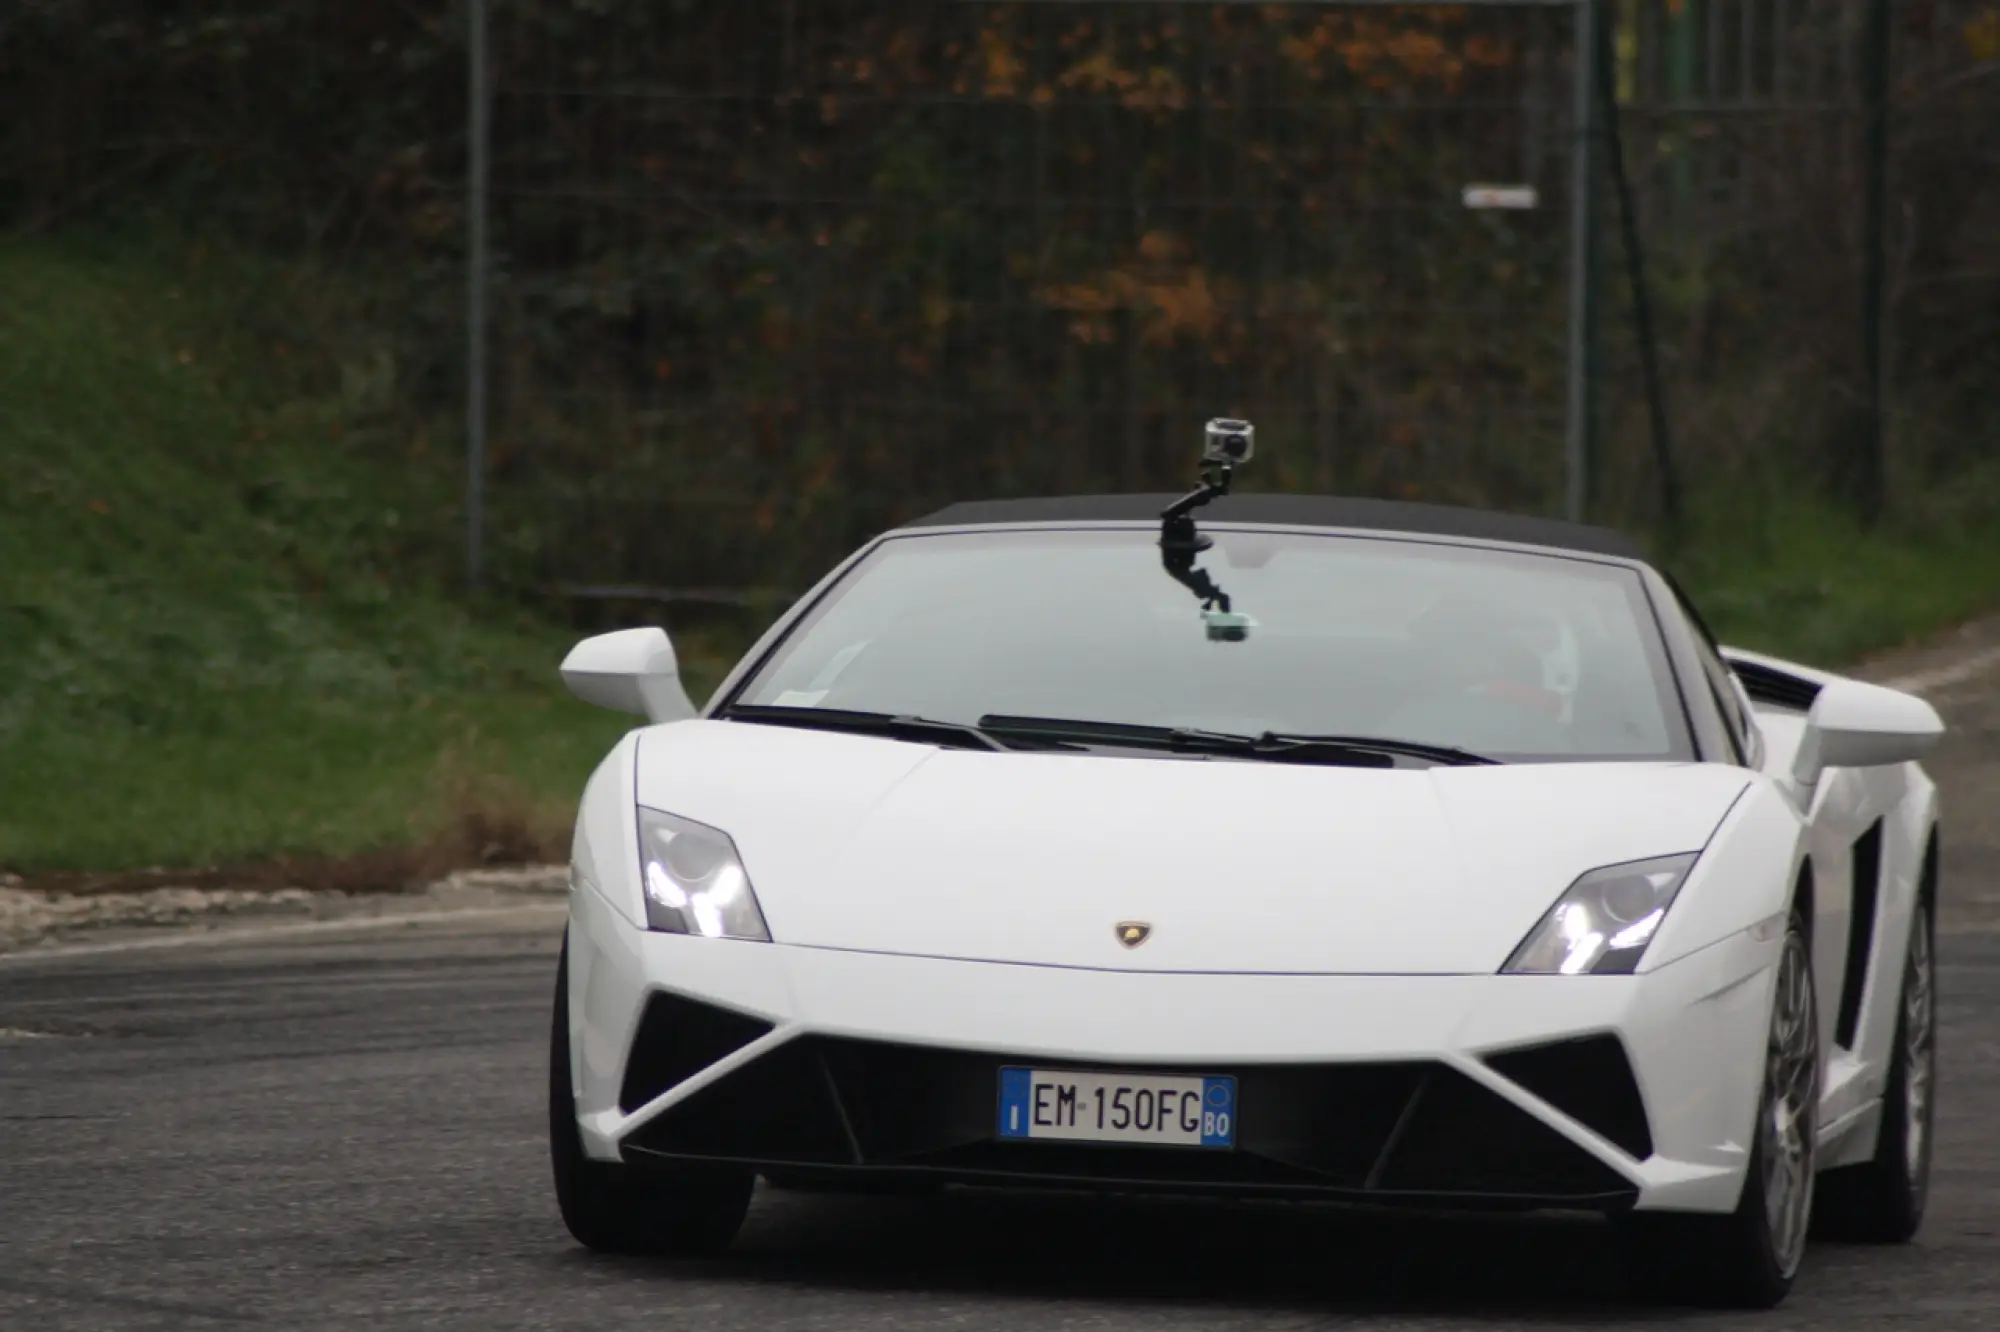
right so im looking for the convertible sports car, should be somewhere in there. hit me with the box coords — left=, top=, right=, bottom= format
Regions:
left=547, top=429, right=1943, bottom=1309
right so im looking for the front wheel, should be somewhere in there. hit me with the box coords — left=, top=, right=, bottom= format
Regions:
left=1618, top=907, right=1820, bottom=1308
left=549, top=936, right=754, bottom=1254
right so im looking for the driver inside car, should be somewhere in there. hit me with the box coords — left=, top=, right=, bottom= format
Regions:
left=1380, top=596, right=1573, bottom=754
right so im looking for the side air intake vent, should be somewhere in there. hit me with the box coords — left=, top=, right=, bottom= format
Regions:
left=1484, top=1034, right=1654, bottom=1160
left=1729, top=659, right=1822, bottom=712
left=618, top=991, right=774, bottom=1113
left=1836, top=819, right=1885, bottom=1049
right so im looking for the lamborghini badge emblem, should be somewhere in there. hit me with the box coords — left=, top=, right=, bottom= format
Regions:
left=1116, top=921, right=1153, bottom=949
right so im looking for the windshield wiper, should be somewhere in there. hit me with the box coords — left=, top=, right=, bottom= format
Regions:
left=976, top=715, right=1497, bottom=768
left=1254, top=733, right=1500, bottom=767
left=722, top=705, right=1030, bottom=752
left=976, top=715, right=1413, bottom=767
left=722, top=707, right=1497, bottom=766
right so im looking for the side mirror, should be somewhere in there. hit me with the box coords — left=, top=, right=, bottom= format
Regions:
left=1791, top=678, right=1942, bottom=788
left=560, top=627, right=698, bottom=724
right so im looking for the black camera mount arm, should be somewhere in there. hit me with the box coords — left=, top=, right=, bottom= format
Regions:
left=1158, top=458, right=1235, bottom=554
left=1160, top=542, right=1232, bottom=614
left=1158, top=459, right=1235, bottom=613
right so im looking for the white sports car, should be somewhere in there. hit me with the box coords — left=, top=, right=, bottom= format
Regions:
left=547, top=475, right=1943, bottom=1308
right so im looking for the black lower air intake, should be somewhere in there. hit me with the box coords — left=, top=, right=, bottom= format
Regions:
left=619, top=1036, right=1638, bottom=1208
left=617, top=990, right=774, bottom=1113
left=1484, top=1034, right=1654, bottom=1160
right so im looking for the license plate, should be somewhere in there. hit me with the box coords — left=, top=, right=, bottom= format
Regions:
left=996, top=1067, right=1237, bottom=1148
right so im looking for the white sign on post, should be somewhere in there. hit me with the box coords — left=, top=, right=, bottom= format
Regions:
left=1462, top=184, right=1540, bottom=210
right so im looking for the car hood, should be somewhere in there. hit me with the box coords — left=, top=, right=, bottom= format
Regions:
left=635, top=721, right=1752, bottom=974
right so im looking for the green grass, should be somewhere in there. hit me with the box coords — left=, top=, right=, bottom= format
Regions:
left=1, top=235, right=1996, bottom=874
left=1658, top=479, right=2000, bottom=667
left=0, top=237, right=676, bottom=875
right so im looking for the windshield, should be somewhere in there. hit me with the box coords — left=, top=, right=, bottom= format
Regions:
left=727, top=527, right=1691, bottom=762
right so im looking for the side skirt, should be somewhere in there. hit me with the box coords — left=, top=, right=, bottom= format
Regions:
left=1817, top=1098, right=1884, bottom=1171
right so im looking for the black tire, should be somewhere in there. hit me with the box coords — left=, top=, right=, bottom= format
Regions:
left=549, top=935, right=755, bottom=1255
left=1811, top=893, right=1936, bottom=1243
left=1618, top=907, right=1819, bottom=1309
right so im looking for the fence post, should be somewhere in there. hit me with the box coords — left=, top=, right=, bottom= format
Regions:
left=466, top=0, right=491, bottom=590
left=1856, top=0, right=1890, bottom=524
left=1597, top=0, right=1681, bottom=534
left=1564, top=0, right=1598, bottom=524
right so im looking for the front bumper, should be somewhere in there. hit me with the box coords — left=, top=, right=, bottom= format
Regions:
left=565, top=880, right=1777, bottom=1214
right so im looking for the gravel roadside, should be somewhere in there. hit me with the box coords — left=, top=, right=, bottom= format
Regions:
left=0, top=865, right=567, bottom=956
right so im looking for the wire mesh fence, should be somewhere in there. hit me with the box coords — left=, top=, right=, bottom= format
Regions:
left=1598, top=0, right=1890, bottom=518
left=472, top=0, right=1915, bottom=600
left=482, top=1, right=1594, bottom=597
left=0, top=1, right=1965, bottom=604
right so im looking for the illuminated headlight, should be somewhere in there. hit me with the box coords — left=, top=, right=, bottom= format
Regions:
left=1503, top=853, right=1699, bottom=976
left=636, top=807, right=770, bottom=940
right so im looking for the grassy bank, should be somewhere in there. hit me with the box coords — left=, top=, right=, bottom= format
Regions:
left=0, top=238, right=645, bottom=876
left=1665, top=482, right=2000, bottom=667
left=2, top=236, right=1996, bottom=876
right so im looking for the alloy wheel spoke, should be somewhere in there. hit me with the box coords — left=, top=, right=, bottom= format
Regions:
left=1904, top=918, right=1936, bottom=1182
left=1761, top=931, right=1816, bottom=1274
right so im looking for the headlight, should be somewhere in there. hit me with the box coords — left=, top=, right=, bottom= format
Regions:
left=1503, top=853, right=1699, bottom=975
left=636, top=807, right=770, bottom=940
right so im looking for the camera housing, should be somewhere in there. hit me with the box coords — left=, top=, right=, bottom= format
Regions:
left=1203, top=418, right=1255, bottom=467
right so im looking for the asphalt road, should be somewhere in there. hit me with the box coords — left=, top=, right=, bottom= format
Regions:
left=0, top=905, right=1996, bottom=1332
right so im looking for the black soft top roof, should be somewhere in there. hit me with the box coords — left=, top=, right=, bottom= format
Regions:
left=899, top=493, right=1646, bottom=561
